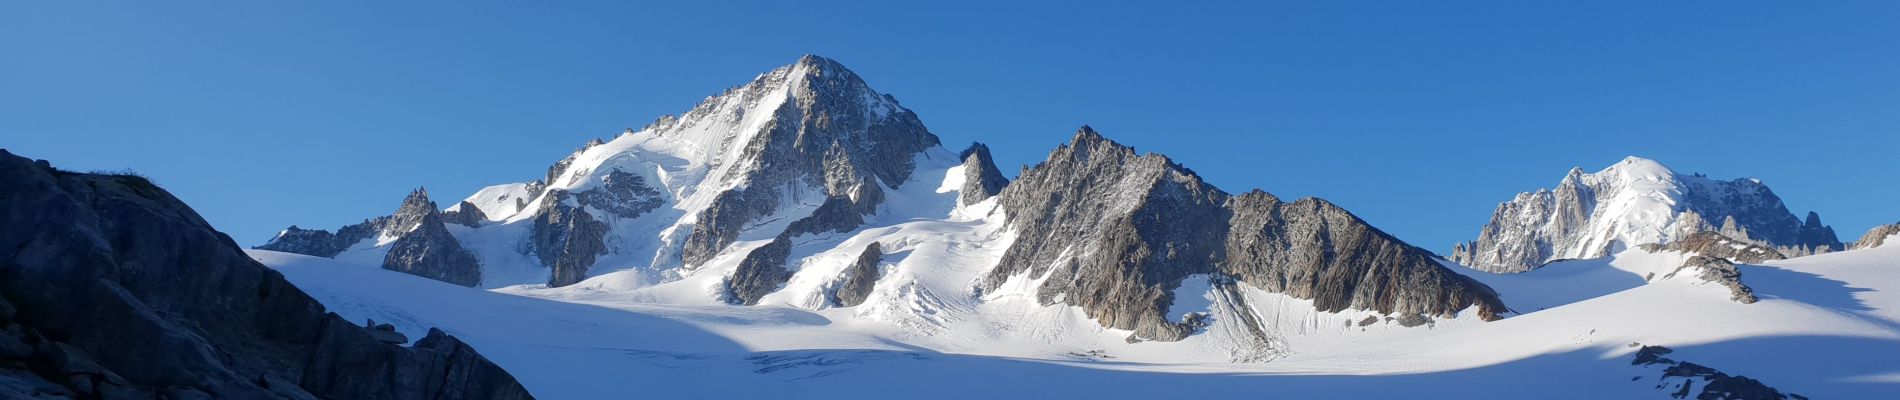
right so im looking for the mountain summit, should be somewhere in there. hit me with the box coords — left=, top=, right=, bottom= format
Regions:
left=260, top=55, right=943, bottom=288
left=1450, top=156, right=1843, bottom=272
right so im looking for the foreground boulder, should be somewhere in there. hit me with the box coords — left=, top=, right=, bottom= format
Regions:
left=0, top=150, right=533, bottom=399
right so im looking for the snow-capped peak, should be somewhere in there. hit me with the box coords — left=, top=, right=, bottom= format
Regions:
left=1452, top=156, right=1841, bottom=272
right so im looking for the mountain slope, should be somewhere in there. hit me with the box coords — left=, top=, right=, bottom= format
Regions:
left=984, top=127, right=1504, bottom=341
left=261, top=55, right=942, bottom=289
left=251, top=230, right=1900, bottom=399
left=1450, top=156, right=1843, bottom=273
left=0, top=150, right=532, bottom=399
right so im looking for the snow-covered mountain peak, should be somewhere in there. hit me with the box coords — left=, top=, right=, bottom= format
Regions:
left=264, top=55, right=946, bottom=288
left=1452, top=156, right=1842, bottom=273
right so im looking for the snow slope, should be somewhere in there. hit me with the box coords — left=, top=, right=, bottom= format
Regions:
left=253, top=226, right=1900, bottom=399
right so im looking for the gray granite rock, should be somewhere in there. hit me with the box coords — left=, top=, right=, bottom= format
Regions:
left=1630, top=345, right=1804, bottom=399
left=0, top=149, right=533, bottom=399
left=957, top=142, right=1009, bottom=206
left=725, top=235, right=793, bottom=306
left=834, top=242, right=884, bottom=307
left=981, top=128, right=1504, bottom=342
left=574, top=169, right=664, bottom=219
left=441, top=200, right=488, bottom=228
left=379, top=188, right=484, bottom=287
left=1852, top=222, right=1900, bottom=250
left=1639, top=231, right=1787, bottom=264
left=532, top=189, right=609, bottom=287
left=1666, top=256, right=1758, bottom=304
left=680, top=55, right=939, bottom=268
left=255, top=217, right=388, bottom=257
left=1224, top=192, right=1506, bottom=322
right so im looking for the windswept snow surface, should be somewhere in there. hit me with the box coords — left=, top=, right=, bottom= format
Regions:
left=254, top=203, right=1900, bottom=399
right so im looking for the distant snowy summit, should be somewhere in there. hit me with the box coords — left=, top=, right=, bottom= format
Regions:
left=1449, top=156, right=1843, bottom=273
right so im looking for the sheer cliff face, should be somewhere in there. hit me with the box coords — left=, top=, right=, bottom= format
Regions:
left=1451, top=157, right=1844, bottom=273
left=984, top=128, right=1504, bottom=341
left=0, top=150, right=532, bottom=399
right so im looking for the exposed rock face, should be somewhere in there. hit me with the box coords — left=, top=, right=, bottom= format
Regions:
left=1631, top=345, right=1804, bottom=399
left=0, top=150, right=533, bottom=399
left=255, top=217, right=388, bottom=257
left=1640, top=231, right=1786, bottom=264
left=441, top=201, right=488, bottom=228
left=982, top=128, right=1505, bottom=341
left=381, top=189, right=483, bottom=287
left=574, top=169, right=664, bottom=219
left=680, top=55, right=939, bottom=268
left=957, top=143, right=1009, bottom=205
left=1224, top=191, right=1505, bottom=322
left=1451, top=157, right=1843, bottom=273
left=725, top=235, right=793, bottom=305
left=1852, top=222, right=1900, bottom=250
left=257, top=55, right=944, bottom=289
left=1666, top=256, right=1757, bottom=304
left=532, top=190, right=610, bottom=287
left=834, top=242, right=884, bottom=307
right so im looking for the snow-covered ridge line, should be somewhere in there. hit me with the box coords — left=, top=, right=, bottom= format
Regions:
left=1450, top=156, right=1843, bottom=273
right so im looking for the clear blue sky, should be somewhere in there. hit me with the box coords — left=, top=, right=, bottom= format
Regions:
left=5, top=1, right=1897, bottom=251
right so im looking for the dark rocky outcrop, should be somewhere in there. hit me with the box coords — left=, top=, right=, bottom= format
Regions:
left=981, top=128, right=1505, bottom=341
left=957, top=143, right=1009, bottom=205
left=723, top=192, right=885, bottom=305
left=1640, top=231, right=1787, bottom=264
left=1852, top=222, right=1900, bottom=250
left=381, top=189, right=484, bottom=287
left=1630, top=345, right=1805, bottom=399
left=574, top=169, right=664, bottom=219
left=680, top=55, right=939, bottom=268
left=441, top=201, right=488, bottom=228
left=1665, top=256, right=1757, bottom=304
left=834, top=243, right=884, bottom=307
left=255, top=217, right=388, bottom=257
left=725, top=235, right=794, bottom=306
left=532, top=189, right=609, bottom=287
left=0, top=150, right=533, bottom=399
left=1224, top=192, right=1505, bottom=322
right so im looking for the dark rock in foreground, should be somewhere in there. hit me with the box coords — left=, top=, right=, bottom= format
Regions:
left=0, top=149, right=533, bottom=399
left=1630, top=344, right=1805, bottom=400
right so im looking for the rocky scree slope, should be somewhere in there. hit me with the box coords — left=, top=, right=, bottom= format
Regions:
left=0, top=150, right=532, bottom=399
left=982, top=127, right=1506, bottom=341
left=1451, top=157, right=1843, bottom=273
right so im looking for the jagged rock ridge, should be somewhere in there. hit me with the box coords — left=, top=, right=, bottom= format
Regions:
left=1631, top=345, right=1804, bottom=399
left=982, top=127, right=1505, bottom=341
left=260, top=55, right=941, bottom=289
left=1852, top=222, right=1900, bottom=250
left=380, top=188, right=484, bottom=287
left=1451, top=157, right=1843, bottom=273
left=1639, top=231, right=1786, bottom=264
left=956, top=142, right=1009, bottom=205
left=0, top=150, right=532, bottom=399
